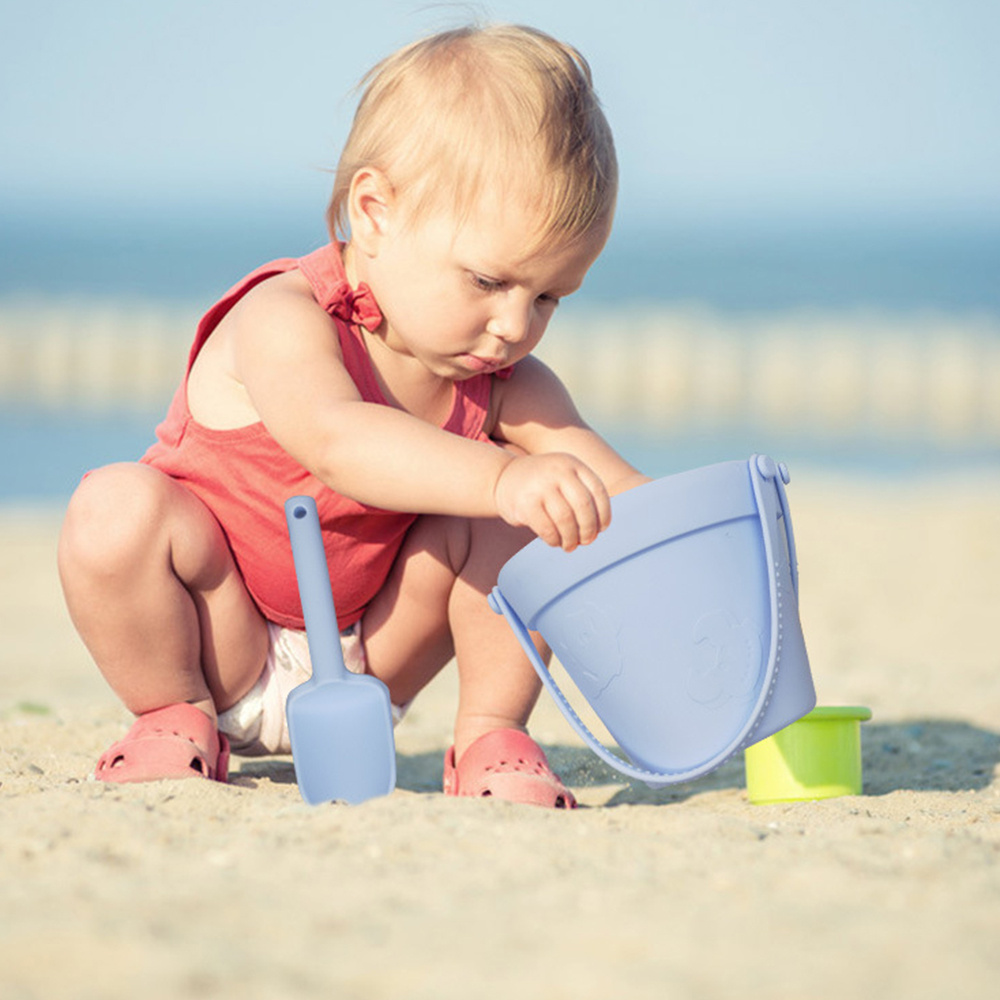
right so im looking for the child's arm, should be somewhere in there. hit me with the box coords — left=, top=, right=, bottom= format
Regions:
left=226, top=279, right=611, bottom=549
left=489, top=355, right=652, bottom=498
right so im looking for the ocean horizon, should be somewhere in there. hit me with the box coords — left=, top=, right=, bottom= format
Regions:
left=3, top=202, right=1000, bottom=316
left=3, top=203, right=998, bottom=502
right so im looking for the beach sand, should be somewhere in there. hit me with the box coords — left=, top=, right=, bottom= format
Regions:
left=2, top=469, right=999, bottom=1000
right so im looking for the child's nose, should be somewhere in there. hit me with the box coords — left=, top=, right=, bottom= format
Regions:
left=490, top=297, right=533, bottom=344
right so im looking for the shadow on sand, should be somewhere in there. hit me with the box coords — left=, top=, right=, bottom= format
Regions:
left=599, top=719, right=1000, bottom=807
left=229, top=720, right=1000, bottom=806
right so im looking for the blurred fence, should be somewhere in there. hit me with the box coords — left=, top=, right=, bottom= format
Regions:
left=0, top=301, right=196, bottom=412
left=544, top=308, right=1000, bottom=445
left=2, top=299, right=999, bottom=444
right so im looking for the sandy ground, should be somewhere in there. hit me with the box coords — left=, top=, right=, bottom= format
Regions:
left=2, top=467, right=999, bottom=1000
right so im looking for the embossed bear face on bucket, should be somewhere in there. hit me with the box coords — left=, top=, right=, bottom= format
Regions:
left=546, top=601, right=624, bottom=702
left=689, top=609, right=764, bottom=709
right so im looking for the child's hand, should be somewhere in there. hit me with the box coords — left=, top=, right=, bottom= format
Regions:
left=493, top=454, right=611, bottom=551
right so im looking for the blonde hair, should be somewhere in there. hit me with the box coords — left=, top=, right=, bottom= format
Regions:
left=327, top=24, right=617, bottom=249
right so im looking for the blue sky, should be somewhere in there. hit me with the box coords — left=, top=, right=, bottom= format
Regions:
left=2, top=0, right=998, bottom=227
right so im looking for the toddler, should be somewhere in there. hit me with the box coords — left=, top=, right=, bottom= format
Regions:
left=58, top=23, right=648, bottom=808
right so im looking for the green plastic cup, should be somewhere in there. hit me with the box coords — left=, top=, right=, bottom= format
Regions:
left=744, top=706, right=872, bottom=804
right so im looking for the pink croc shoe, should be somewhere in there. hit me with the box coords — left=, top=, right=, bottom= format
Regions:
left=95, top=703, right=230, bottom=784
left=443, top=729, right=577, bottom=809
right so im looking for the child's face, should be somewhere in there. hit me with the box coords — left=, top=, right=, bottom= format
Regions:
left=361, top=192, right=609, bottom=380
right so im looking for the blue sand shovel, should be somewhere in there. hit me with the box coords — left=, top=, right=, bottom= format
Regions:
left=284, top=496, right=396, bottom=805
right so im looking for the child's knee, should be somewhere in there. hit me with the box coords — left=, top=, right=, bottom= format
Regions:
left=405, top=513, right=475, bottom=576
left=467, top=516, right=535, bottom=563
left=59, top=463, right=167, bottom=576
left=447, top=517, right=535, bottom=594
left=411, top=514, right=528, bottom=571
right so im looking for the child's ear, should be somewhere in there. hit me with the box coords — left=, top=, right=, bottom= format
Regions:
left=347, top=168, right=395, bottom=256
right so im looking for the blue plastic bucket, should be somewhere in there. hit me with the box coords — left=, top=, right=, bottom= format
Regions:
left=488, top=455, right=816, bottom=788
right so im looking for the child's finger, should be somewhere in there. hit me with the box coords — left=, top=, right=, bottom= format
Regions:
left=556, top=476, right=601, bottom=547
left=542, top=491, right=582, bottom=551
left=586, top=469, right=613, bottom=531
left=570, top=467, right=611, bottom=538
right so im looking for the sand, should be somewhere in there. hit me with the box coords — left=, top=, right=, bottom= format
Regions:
left=2, top=469, right=999, bottom=1000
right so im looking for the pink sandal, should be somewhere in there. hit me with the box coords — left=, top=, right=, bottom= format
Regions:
left=95, top=703, right=230, bottom=784
left=443, top=729, right=577, bottom=809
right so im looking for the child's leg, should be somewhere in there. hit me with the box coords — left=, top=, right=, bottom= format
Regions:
left=58, top=462, right=268, bottom=720
left=361, top=513, right=546, bottom=759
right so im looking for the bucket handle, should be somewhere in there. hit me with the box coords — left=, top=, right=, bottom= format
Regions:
left=765, top=455, right=798, bottom=597
left=488, top=455, right=794, bottom=787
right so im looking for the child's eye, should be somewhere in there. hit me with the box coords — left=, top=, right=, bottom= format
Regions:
left=470, top=272, right=504, bottom=292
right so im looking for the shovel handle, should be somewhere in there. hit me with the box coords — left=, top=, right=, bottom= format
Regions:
left=285, top=496, right=348, bottom=682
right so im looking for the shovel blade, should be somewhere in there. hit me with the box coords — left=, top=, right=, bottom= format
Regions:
left=287, top=674, right=396, bottom=805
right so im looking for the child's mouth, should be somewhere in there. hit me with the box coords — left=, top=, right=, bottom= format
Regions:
left=458, top=354, right=505, bottom=374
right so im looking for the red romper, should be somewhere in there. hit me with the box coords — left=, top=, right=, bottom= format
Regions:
left=141, top=243, right=508, bottom=630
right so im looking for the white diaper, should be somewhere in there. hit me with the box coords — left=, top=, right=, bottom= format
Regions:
left=218, top=621, right=407, bottom=756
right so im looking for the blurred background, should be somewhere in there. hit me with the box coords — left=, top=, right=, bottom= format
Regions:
left=2, top=0, right=998, bottom=501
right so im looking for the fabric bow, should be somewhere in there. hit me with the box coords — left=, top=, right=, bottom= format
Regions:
left=326, top=280, right=383, bottom=332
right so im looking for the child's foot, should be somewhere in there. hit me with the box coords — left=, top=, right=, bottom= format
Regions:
left=95, top=703, right=230, bottom=784
left=442, top=729, right=577, bottom=808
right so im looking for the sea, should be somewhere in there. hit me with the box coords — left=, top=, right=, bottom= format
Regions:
left=2, top=204, right=999, bottom=503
